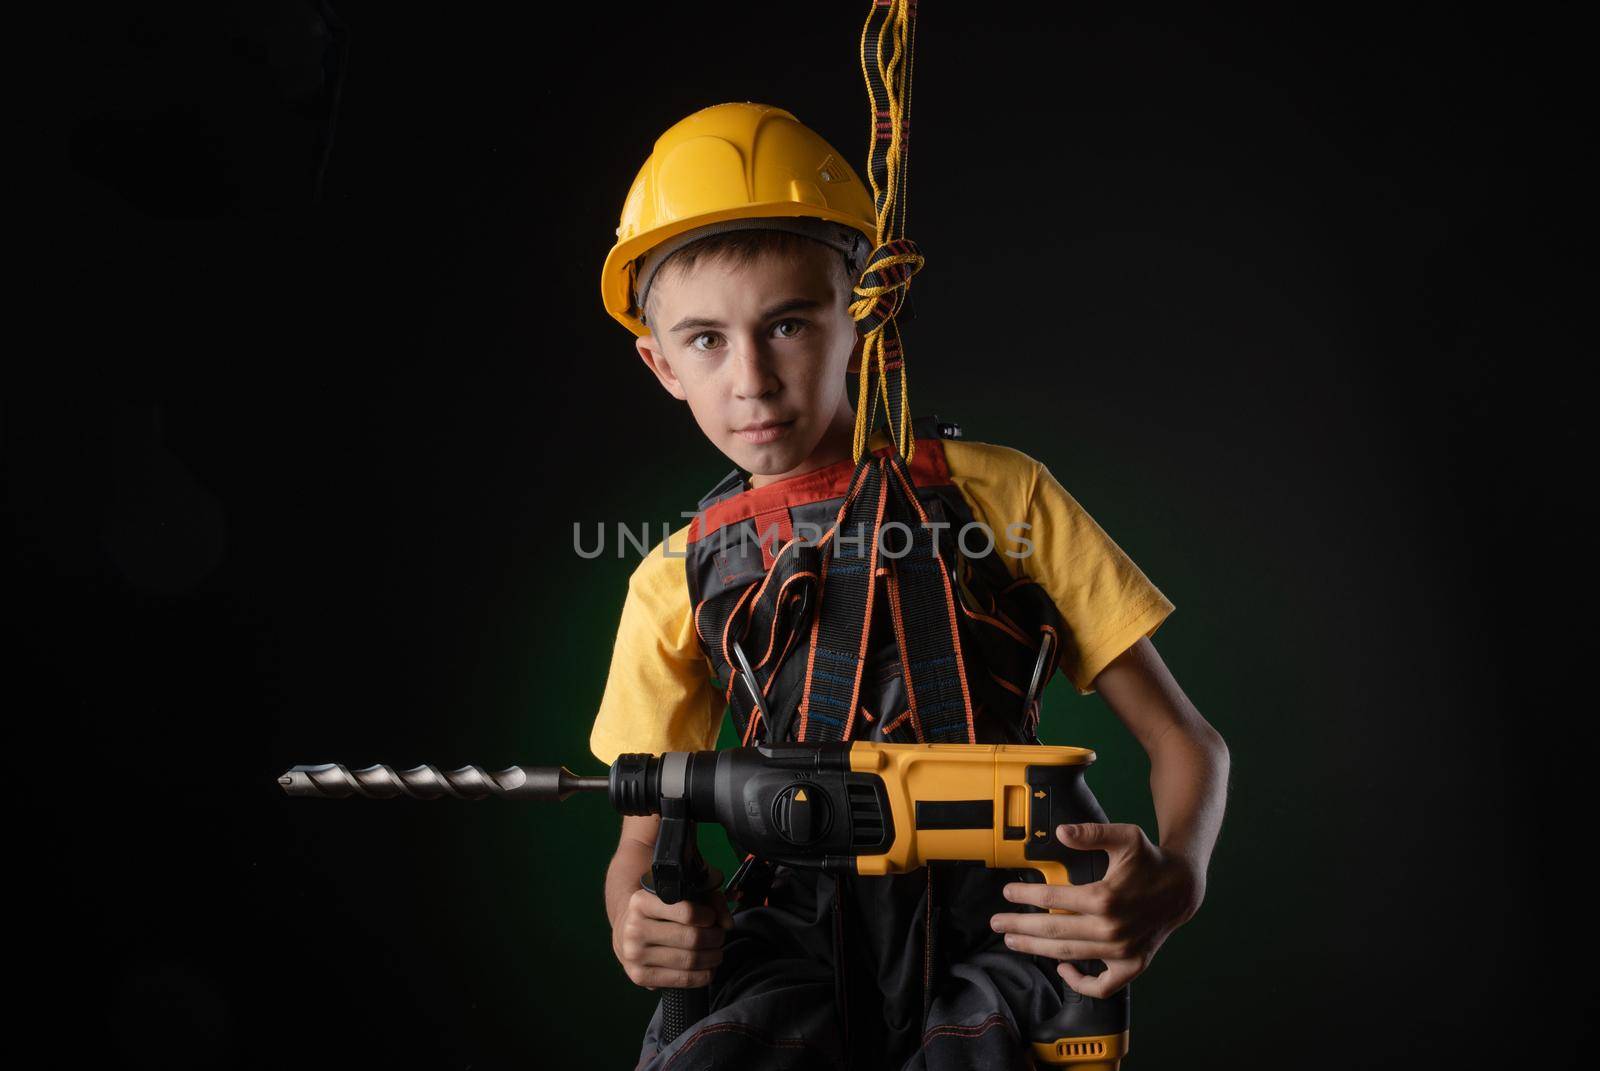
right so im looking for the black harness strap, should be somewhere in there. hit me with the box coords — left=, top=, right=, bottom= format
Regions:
left=698, top=536, right=821, bottom=748
left=881, top=450, right=977, bottom=744
left=796, top=440, right=978, bottom=744
left=797, top=457, right=888, bottom=742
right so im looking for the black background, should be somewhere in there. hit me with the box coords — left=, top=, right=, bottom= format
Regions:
left=21, top=1, right=1591, bottom=1067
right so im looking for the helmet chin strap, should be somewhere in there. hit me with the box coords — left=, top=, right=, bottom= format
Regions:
left=849, top=0, right=923, bottom=465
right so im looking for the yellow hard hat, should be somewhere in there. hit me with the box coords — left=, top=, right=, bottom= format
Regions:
left=600, top=102, right=879, bottom=338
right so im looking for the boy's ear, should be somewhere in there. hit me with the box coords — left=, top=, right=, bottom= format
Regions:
left=636, top=336, right=688, bottom=401
left=846, top=334, right=864, bottom=375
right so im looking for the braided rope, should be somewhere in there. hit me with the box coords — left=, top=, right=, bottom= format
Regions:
left=850, top=0, right=923, bottom=464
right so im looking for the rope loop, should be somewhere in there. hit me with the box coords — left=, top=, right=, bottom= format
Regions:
left=849, top=239, right=924, bottom=336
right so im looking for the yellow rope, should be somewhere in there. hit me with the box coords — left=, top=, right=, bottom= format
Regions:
left=849, top=248, right=922, bottom=460
left=849, top=0, right=920, bottom=465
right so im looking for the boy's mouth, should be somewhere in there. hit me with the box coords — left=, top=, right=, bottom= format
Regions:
left=733, top=418, right=796, bottom=445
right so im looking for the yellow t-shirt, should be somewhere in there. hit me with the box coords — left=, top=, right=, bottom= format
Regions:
left=588, top=431, right=1175, bottom=764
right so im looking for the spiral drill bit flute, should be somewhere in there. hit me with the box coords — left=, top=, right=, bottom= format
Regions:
left=279, top=762, right=606, bottom=801
left=281, top=741, right=1133, bottom=1068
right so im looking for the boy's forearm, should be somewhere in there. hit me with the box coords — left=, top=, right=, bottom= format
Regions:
left=605, top=838, right=654, bottom=930
left=1147, top=726, right=1230, bottom=878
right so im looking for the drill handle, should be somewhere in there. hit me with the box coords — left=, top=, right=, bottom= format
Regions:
left=1024, top=869, right=1130, bottom=1060
left=639, top=797, right=725, bottom=1049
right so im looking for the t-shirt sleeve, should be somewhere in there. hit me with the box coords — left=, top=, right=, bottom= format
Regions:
left=1021, top=459, right=1176, bottom=694
left=588, top=526, right=725, bottom=764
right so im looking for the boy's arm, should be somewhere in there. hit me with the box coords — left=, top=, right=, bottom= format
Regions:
left=604, top=813, right=734, bottom=990
left=989, top=636, right=1230, bottom=997
left=1094, top=636, right=1229, bottom=882
left=605, top=815, right=660, bottom=931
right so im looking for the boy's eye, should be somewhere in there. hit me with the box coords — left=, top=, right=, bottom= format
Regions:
left=688, top=319, right=809, bottom=353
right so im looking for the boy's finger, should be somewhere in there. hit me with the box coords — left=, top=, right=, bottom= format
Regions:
left=642, top=967, right=716, bottom=991
left=640, top=944, right=724, bottom=972
left=685, top=901, right=723, bottom=928
left=990, top=911, right=1116, bottom=949
left=645, top=899, right=721, bottom=927
left=1059, top=958, right=1141, bottom=999
left=990, top=911, right=1107, bottom=944
left=998, top=932, right=1120, bottom=963
left=1054, top=822, right=1143, bottom=851
left=636, top=918, right=727, bottom=951
left=999, top=881, right=1103, bottom=914
left=640, top=899, right=689, bottom=924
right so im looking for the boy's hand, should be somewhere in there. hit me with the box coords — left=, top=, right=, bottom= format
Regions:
left=989, top=822, right=1204, bottom=998
left=613, top=886, right=735, bottom=991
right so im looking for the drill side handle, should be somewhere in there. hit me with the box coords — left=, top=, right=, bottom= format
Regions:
left=640, top=796, right=724, bottom=1050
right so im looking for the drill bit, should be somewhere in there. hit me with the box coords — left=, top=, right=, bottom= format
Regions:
left=278, top=763, right=607, bottom=801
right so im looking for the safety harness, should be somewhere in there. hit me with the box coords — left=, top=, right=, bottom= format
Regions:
left=686, top=414, right=1067, bottom=754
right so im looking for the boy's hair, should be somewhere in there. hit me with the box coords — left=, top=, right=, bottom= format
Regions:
left=642, top=229, right=858, bottom=333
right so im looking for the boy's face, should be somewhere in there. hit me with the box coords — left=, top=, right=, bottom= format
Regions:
left=635, top=242, right=863, bottom=486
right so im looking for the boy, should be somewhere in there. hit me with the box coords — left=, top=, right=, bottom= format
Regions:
left=592, top=103, right=1229, bottom=1070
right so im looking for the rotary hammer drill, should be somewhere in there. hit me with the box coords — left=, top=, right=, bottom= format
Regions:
left=281, top=740, right=1130, bottom=1068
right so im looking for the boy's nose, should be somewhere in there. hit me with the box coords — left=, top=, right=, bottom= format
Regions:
left=731, top=346, right=782, bottom=399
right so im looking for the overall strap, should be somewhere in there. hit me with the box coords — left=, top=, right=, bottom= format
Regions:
left=696, top=467, right=747, bottom=512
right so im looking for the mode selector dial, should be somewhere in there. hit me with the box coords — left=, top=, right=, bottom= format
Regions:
left=772, top=781, right=833, bottom=845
